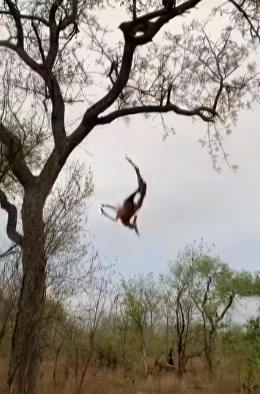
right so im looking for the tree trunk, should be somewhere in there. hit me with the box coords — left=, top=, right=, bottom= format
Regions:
left=0, top=316, right=8, bottom=348
left=177, top=335, right=183, bottom=379
left=205, top=331, right=215, bottom=379
left=205, top=349, right=213, bottom=377
left=122, top=328, right=127, bottom=360
left=140, top=329, right=147, bottom=378
left=53, top=343, right=63, bottom=386
left=166, top=315, right=169, bottom=349
left=8, top=191, right=46, bottom=394
left=77, top=332, right=95, bottom=393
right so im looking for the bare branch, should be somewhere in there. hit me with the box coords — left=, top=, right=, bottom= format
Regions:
left=0, top=122, right=34, bottom=188
left=0, top=189, right=23, bottom=245
left=97, top=103, right=219, bottom=124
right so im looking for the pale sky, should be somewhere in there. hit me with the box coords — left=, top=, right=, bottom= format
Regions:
left=0, top=0, right=260, bottom=322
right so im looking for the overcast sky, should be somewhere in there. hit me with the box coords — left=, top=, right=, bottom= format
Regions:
left=0, top=0, right=260, bottom=322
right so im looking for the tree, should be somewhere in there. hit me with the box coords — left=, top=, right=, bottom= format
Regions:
left=74, top=259, right=115, bottom=393
left=161, top=241, right=205, bottom=378
left=162, top=240, right=256, bottom=378
left=0, top=157, right=94, bottom=390
left=1, top=139, right=93, bottom=392
left=0, top=1, right=260, bottom=393
left=191, top=253, right=254, bottom=376
left=121, top=273, right=160, bottom=377
left=221, top=316, right=260, bottom=393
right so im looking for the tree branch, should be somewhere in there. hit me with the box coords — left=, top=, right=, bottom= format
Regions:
left=0, top=0, right=211, bottom=198
left=0, top=35, right=66, bottom=151
left=66, top=0, right=204, bottom=155
left=0, top=2, right=78, bottom=197
left=229, top=0, right=260, bottom=41
left=0, top=123, right=34, bottom=188
left=46, top=0, right=79, bottom=69
left=0, top=9, right=49, bottom=26
left=0, top=40, right=44, bottom=76
left=31, top=21, right=66, bottom=151
left=39, top=24, right=134, bottom=197
left=96, top=103, right=219, bottom=124
left=191, top=296, right=203, bottom=315
left=119, top=0, right=203, bottom=45
left=216, top=295, right=234, bottom=323
left=0, top=243, right=19, bottom=259
left=66, top=40, right=135, bottom=154
left=60, top=0, right=78, bottom=30
left=4, top=0, right=24, bottom=48
left=46, top=0, right=63, bottom=69
left=0, top=189, right=24, bottom=245
left=0, top=3, right=66, bottom=153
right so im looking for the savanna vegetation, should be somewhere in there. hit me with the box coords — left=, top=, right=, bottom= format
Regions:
left=0, top=0, right=260, bottom=393
left=0, top=238, right=260, bottom=394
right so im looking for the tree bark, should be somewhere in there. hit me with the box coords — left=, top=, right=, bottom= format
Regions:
left=8, top=190, right=46, bottom=394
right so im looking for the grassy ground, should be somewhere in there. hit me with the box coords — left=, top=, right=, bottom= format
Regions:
left=0, top=356, right=256, bottom=394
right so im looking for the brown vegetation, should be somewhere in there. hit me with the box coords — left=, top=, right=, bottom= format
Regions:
left=0, top=240, right=259, bottom=394
left=0, top=355, right=258, bottom=394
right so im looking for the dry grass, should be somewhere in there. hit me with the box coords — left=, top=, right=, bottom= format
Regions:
left=0, top=357, right=253, bottom=394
